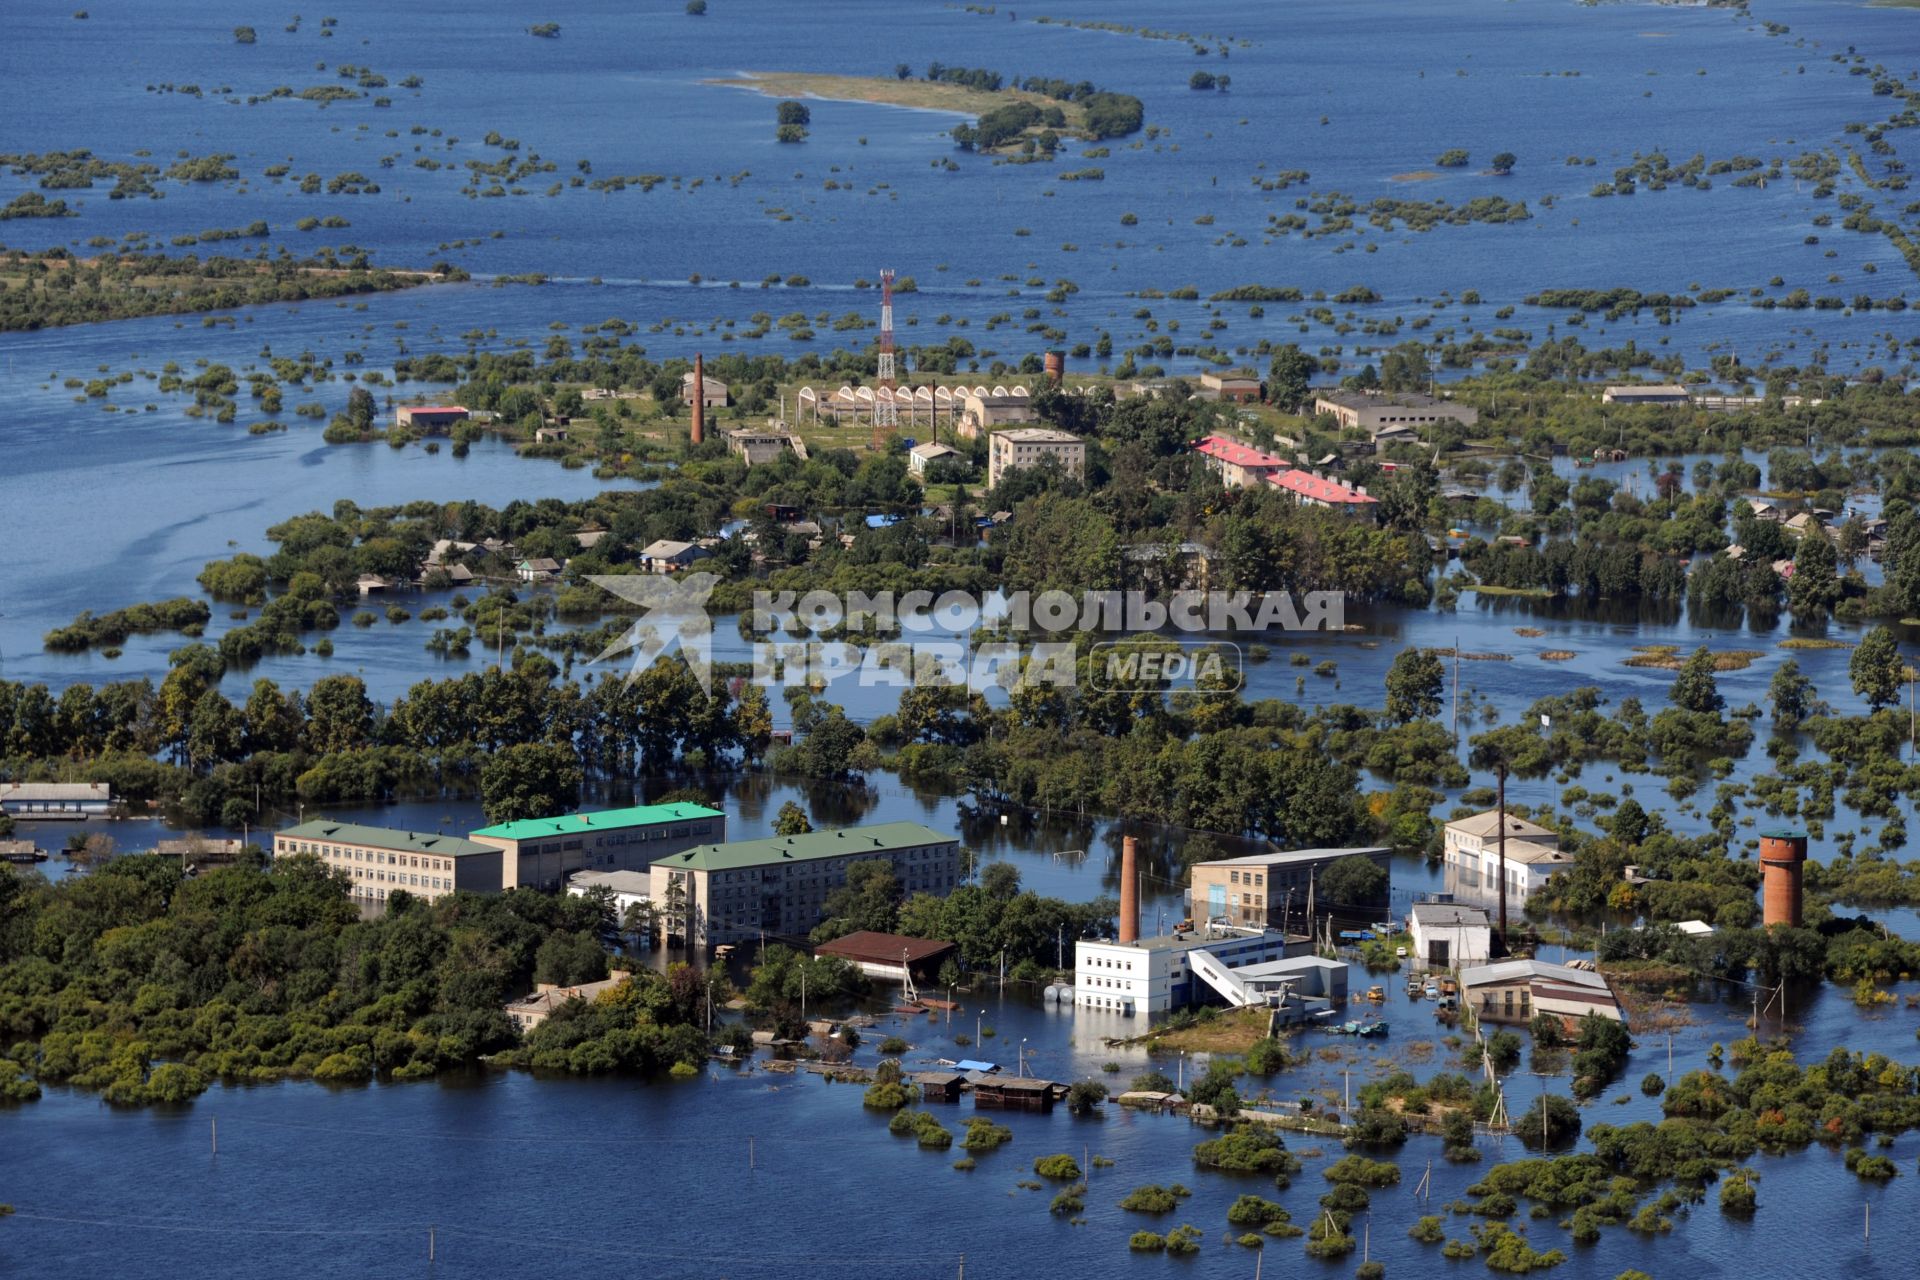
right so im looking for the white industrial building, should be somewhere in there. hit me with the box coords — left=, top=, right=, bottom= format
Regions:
left=1407, top=902, right=1493, bottom=970
left=1073, top=925, right=1337, bottom=1019
left=1442, top=810, right=1572, bottom=910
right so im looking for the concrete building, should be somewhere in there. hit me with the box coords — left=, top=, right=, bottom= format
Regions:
left=1759, top=830, right=1807, bottom=928
left=1193, top=435, right=1290, bottom=489
left=727, top=425, right=798, bottom=466
left=638, top=539, right=711, bottom=574
left=1072, top=927, right=1317, bottom=1018
left=813, top=931, right=957, bottom=983
left=956, top=390, right=1034, bottom=439
left=1602, top=384, right=1691, bottom=406
left=1460, top=959, right=1625, bottom=1029
left=1267, top=469, right=1379, bottom=520
left=648, top=822, right=959, bottom=950
left=986, top=427, right=1085, bottom=489
left=1199, top=371, right=1263, bottom=404
left=908, top=440, right=962, bottom=476
left=394, top=405, right=470, bottom=433
left=505, top=972, right=630, bottom=1033
left=0, top=782, right=113, bottom=818
left=274, top=820, right=501, bottom=903
left=681, top=370, right=729, bottom=408
left=1186, top=847, right=1393, bottom=929
left=1313, top=390, right=1478, bottom=435
left=470, top=802, right=724, bottom=893
left=1407, top=902, right=1493, bottom=970
left=1442, top=810, right=1571, bottom=910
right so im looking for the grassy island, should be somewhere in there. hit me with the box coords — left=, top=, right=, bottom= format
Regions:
left=0, top=248, right=464, bottom=331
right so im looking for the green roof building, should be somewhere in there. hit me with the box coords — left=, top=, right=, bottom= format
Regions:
left=469, top=802, right=725, bottom=892
left=274, top=820, right=503, bottom=903
left=649, top=822, right=960, bottom=950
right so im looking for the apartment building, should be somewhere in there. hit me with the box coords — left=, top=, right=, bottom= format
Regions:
left=469, top=802, right=725, bottom=893
left=273, top=820, right=501, bottom=904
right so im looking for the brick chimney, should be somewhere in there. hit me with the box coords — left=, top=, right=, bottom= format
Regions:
left=1119, top=835, right=1140, bottom=944
left=690, top=353, right=705, bottom=445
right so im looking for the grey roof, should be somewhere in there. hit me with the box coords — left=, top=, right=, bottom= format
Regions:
left=1193, top=846, right=1391, bottom=869
left=1460, top=959, right=1610, bottom=992
left=276, top=820, right=497, bottom=859
left=1410, top=903, right=1491, bottom=928
left=0, top=782, right=111, bottom=801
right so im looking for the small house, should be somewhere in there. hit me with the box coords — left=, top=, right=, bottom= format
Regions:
left=973, top=1078, right=1055, bottom=1112
left=908, top=441, right=961, bottom=476
left=912, top=1072, right=967, bottom=1103
left=394, top=405, right=470, bottom=433
left=638, top=539, right=711, bottom=574
left=1407, top=902, right=1492, bottom=970
left=516, top=557, right=563, bottom=583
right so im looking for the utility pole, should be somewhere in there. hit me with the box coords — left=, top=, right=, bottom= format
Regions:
left=429, top=1226, right=436, bottom=1263
left=210, top=1117, right=217, bottom=1155
left=1451, top=635, right=1461, bottom=744
left=1496, top=762, right=1510, bottom=942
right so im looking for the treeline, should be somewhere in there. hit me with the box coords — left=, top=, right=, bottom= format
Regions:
left=43, top=597, right=210, bottom=652
left=0, top=853, right=727, bottom=1105
left=0, top=248, right=462, bottom=331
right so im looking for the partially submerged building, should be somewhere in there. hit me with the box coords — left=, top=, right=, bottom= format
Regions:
left=1460, top=958, right=1625, bottom=1028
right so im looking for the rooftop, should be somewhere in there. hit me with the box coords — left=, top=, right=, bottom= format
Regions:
left=656, top=822, right=955, bottom=874
left=1315, top=390, right=1454, bottom=410
left=1193, top=434, right=1288, bottom=470
left=1604, top=384, right=1689, bottom=397
left=276, top=820, right=497, bottom=858
left=993, top=427, right=1083, bottom=444
left=1460, top=958, right=1611, bottom=993
left=815, top=931, right=958, bottom=967
left=470, top=802, right=722, bottom=842
left=1446, top=810, right=1558, bottom=842
left=1193, top=846, right=1391, bottom=870
left=1410, top=903, right=1492, bottom=928
left=0, top=782, right=112, bottom=800
left=568, top=869, right=655, bottom=895
left=1268, top=469, right=1378, bottom=506
left=1086, top=926, right=1303, bottom=956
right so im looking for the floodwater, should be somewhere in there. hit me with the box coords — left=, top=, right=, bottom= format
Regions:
left=6, top=1, right=1920, bottom=1271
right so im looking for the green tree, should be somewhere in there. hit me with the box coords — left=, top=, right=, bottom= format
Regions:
left=776, top=100, right=811, bottom=126
left=1788, top=532, right=1840, bottom=620
left=1318, top=855, right=1387, bottom=908
left=1384, top=647, right=1444, bottom=723
left=1490, top=152, right=1517, bottom=174
left=479, top=742, right=582, bottom=823
left=1266, top=344, right=1315, bottom=410
left=1768, top=657, right=1817, bottom=728
left=305, top=674, right=374, bottom=753
left=1668, top=647, right=1724, bottom=715
left=1849, top=625, right=1903, bottom=712
left=774, top=801, right=813, bottom=836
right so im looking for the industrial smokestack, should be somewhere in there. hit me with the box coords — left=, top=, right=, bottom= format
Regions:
left=1119, top=836, right=1139, bottom=944
left=690, top=353, right=706, bottom=446
left=1044, top=350, right=1065, bottom=383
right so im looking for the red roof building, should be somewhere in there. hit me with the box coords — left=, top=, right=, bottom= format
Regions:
left=1193, top=435, right=1291, bottom=489
left=1268, top=469, right=1380, bottom=520
left=814, top=931, right=957, bottom=979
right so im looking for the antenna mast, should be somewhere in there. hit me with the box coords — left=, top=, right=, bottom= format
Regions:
left=873, top=268, right=899, bottom=449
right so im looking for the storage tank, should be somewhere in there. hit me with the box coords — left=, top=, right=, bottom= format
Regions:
left=1758, top=830, right=1807, bottom=928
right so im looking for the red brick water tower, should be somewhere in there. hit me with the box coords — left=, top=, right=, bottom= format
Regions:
left=1758, top=830, right=1807, bottom=928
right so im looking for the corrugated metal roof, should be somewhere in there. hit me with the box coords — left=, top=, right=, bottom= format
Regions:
left=0, top=782, right=111, bottom=801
